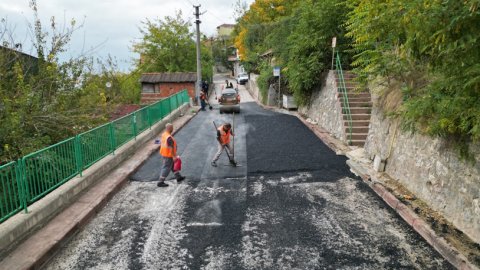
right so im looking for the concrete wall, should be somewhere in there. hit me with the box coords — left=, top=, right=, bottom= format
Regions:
left=365, top=104, right=480, bottom=243
left=299, top=70, right=345, bottom=141
left=246, top=73, right=261, bottom=103
left=0, top=104, right=190, bottom=257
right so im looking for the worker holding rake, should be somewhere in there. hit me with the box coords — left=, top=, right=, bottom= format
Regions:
left=211, top=122, right=237, bottom=167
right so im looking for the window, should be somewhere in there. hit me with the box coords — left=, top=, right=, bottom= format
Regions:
left=142, top=83, right=154, bottom=93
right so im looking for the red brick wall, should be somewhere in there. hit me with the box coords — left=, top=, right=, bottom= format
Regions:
left=141, top=82, right=195, bottom=104
left=159, top=82, right=195, bottom=98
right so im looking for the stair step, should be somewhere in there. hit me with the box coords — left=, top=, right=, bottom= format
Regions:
left=338, top=93, right=371, bottom=99
left=344, top=126, right=369, bottom=133
left=335, top=81, right=359, bottom=88
left=349, top=140, right=366, bottom=147
left=345, top=133, right=368, bottom=140
left=344, top=120, right=370, bottom=127
left=334, top=72, right=356, bottom=78
left=344, top=114, right=371, bottom=121
left=346, top=101, right=372, bottom=107
left=340, top=97, right=372, bottom=102
left=343, top=108, right=371, bottom=114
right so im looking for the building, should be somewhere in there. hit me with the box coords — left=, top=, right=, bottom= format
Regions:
left=0, top=45, right=38, bottom=75
left=140, top=72, right=196, bottom=104
left=216, top=24, right=235, bottom=38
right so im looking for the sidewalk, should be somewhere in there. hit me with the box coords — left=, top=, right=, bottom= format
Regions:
left=0, top=107, right=200, bottom=270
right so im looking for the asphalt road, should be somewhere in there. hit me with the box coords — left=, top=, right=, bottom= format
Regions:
left=44, top=74, right=453, bottom=270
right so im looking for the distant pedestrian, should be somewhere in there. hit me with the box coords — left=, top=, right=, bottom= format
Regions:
left=158, top=123, right=185, bottom=187
left=200, top=90, right=207, bottom=111
left=211, top=123, right=236, bottom=167
left=202, top=80, right=209, bottom=96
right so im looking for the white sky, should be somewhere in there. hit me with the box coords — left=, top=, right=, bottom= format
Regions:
left=0, top=0, right=253, bottom=71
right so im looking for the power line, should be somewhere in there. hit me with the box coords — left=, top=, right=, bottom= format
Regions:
left=205, top=9, right=226, bottom=24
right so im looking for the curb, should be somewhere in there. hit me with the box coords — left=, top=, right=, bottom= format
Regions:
left=0, top=106, right=199, bottom=270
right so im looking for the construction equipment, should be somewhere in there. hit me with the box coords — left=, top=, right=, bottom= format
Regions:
left=213, top=121, right=237, bottom=167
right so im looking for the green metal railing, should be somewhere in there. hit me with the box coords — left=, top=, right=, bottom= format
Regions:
left=335, top=51, right=353, bottom=145
left=0, top=90, right=190, bottom=223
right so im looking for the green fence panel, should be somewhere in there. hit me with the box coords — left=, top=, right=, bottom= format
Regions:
left=78, top=123, right=113, bottom=170
left=149, top=101, right=163, bottom=124
left=171, top=94, right=176, bottom=111
left=0, top=161, right=24, bottom=222
left=112, top=114, right=135, bottom=148
left=164, top=98, right=171, bottom=117
left=185, top=90, right=189, bottom=103
left=22, top=138, right=78, bottom=204
left=0, top=91, right=190, bottom=224
left=136, top=107, right=150, bottom=133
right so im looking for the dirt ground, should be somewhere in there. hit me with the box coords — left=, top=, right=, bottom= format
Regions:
left=381, top=174, right=480, bottom=267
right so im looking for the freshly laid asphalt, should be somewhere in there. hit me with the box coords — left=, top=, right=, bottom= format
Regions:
left=44, top=76, right=453, bottom=269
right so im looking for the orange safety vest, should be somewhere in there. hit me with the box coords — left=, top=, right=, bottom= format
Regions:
left=218, top=126, right=231, bottom=145
left=159, top=131, right=177, bottom=158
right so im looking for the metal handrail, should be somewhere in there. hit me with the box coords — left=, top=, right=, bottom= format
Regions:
left=335, top=51, right=353, bottom=145
left=0, top=90, right=189, bottom=223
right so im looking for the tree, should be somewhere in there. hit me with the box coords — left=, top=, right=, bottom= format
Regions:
left=282, top=0, right=352, bottom=104
left=346, top=0, right=480, bottom=158
left=234, top=0, right=300, bottom=65
left=233, top=0, right=352, bottom=105
left=0, top=1, right=116, bottom=163
left=133, top=11, right=213, bottom=81
left=212, top=36, right=235, bottom=72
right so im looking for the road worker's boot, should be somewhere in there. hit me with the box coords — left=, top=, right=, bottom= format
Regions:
left=211, top=161, right=217, bottom=167
left=157, top=181, right=169, bottom=187
left=229, top=159, right=237, bottom=167
left=174, top=172, right=185, bottom=182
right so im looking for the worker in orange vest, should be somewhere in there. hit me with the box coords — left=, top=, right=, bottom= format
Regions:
left=200, top=90, right=207, bottom=111
left=158, top=123, right=185, bottom=187
left=211, top=123, right=236, bottom=167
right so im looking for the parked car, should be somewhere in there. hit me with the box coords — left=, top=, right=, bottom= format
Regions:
left=218, top=88, right=240, bottom=113
left=236, top=73, right=249, bottom=85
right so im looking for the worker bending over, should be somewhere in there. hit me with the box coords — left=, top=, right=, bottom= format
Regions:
left=211, top=123, right=236, bottom=167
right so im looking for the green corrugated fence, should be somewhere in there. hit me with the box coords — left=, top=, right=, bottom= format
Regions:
left=0, top=90, right=190, bottom=223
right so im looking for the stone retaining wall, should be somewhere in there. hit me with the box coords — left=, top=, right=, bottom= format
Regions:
left=365, top=104, right=480, bottom=243
left=299, top=70, right=345, bottom=141
left=298, top=70, right=480, bottom=243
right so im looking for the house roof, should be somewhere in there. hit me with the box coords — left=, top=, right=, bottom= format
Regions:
left=260, top=49, right=273, bottom=57
left=216, top=24, right=235, bottom=29
left=0, top=45, right=38, bottom=60
left=140, top=72, right=197, bottom=83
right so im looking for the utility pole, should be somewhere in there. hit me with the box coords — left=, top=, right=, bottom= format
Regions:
left=194, top=5, right=202, bottom=105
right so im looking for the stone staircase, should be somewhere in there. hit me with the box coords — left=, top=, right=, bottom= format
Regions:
left=334, top=71, right=372, bottom=147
